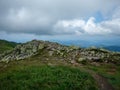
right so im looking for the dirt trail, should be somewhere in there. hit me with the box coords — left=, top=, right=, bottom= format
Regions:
left=92, top=73, right=114, bottom=90
left=73, top=64, right=114, bottom=90
left=82, top=67, right=114, bottom=90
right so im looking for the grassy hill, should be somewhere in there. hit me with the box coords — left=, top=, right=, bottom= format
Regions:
left=0, top=63, right=98, bottom=90
left=0, top=39, right=120, bottom=90
left=0, top=39, right=18, bottom=54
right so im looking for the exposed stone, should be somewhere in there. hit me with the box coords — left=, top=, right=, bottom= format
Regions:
left=77, top=57, right=86, bottom=62
left=0, top=40, right=120, bottom=65
left=49, top=51, right=54, bottom=56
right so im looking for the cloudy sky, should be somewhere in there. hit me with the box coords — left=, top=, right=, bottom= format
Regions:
left=0, top=0, right=120, bottom=45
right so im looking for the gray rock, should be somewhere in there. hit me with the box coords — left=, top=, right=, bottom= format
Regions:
left=0, top=40, right=120, bottom=65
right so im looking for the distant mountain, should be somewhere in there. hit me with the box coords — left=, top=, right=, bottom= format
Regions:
left=54, top=40, right=120, bottom=52
left=0, top=39, right=18, bottom=54
left=103, top=46, right=120, bottom=52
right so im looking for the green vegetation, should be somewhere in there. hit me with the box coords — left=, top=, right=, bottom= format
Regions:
left=0, top=65, right=98, bottom=90
left=0, top=39, right=120, bottom=90
left=0, top=39, right=18, bottom=54
left=86, top=64, right=120, bottom=90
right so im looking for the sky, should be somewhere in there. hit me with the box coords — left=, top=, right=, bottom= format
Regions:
left=0, top=0, right=120, bottom=46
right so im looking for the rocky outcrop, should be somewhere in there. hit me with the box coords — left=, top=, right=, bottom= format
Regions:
left=0, top=40, right=120, bottom=65
left=0, top=40, right=69, bottom=62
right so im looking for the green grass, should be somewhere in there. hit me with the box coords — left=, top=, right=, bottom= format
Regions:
left=0, top=39, right=18, bottom=54
left=86, top=64, right=120, bottom=90
left=0, top=65, right=98, bottom=90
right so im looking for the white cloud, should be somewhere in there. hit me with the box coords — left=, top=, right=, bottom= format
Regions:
left=54, top=15, right=120, bottom=36
left=0, top=0, right=119, bottom=44
left=84, top=17, right=112, bottom=35
left=9, top=7, right=29, bottom=21
left=112, top=7, right=120, bottom=19
left=101, top=18, right=120, bottom=35
left=0, top=0, right=120, bottom=36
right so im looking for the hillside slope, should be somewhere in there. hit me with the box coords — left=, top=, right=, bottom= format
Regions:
left=0, top=40, right=120, bottom=65
left=0, top=39, right=18, bottom=54
left=0, top=39, right=120, bottom=90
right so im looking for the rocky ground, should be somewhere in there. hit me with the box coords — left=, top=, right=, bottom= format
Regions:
left=0, top=40, right=120, bottom=65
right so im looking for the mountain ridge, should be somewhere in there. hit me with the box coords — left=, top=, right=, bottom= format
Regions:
left=0, top=39, right=120, bottom=65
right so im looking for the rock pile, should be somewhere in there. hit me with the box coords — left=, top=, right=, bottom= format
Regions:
left=0, top=40, right=120, bottom=64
